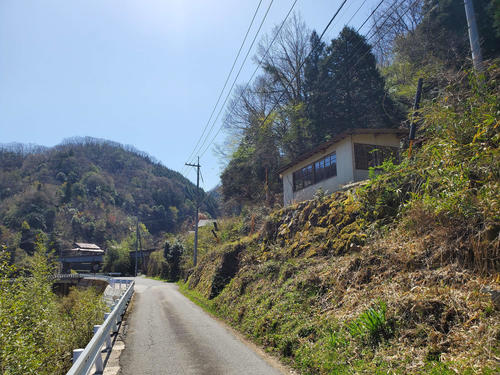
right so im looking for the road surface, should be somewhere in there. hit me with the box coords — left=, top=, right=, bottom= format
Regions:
left=119, top=277, right=285, bottom=375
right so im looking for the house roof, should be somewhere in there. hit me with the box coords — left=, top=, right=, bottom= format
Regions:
left=198, top=219, right=217, bottom=228
left=277, top=128, right=407, bottom=174
left=69, top=248, right=104, bottom=253
left=74, top=242, right=102, bottom=250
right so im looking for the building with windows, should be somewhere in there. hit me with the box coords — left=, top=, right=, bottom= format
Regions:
left=278, top=128, right=406, bottom=206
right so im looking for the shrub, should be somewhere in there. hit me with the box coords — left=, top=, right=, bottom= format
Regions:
left=347, top=301, right=395, bottom=347
left=0, top=247, right=106, bottom=374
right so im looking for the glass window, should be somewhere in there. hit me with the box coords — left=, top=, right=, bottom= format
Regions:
left=293, top=152, right=337, bottom=192
left=354, top=143, right=399, bottom=170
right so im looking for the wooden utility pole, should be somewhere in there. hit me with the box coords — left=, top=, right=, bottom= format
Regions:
left=185, top=157, right=201, bottom=267
left=134, top=217, right=139, bottom=277
left=138, top=222, right=144, bottom=272
left=464, top=0, right=484, bottom=73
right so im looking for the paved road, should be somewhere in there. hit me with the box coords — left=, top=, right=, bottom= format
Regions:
left=119, top=277, right=284, bottom=375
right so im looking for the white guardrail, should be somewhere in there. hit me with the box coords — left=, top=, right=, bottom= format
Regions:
left=66, top=278, right=134, bottom=375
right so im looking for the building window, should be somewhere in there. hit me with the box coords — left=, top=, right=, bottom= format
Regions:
left=293, top=152, right=337, bottom=192
left=315, top=153, right=337, bottom=182
left=354, top=143, right=399, bottom=170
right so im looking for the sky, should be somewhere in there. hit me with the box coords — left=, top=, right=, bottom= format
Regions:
left=0, top=0, right=383, bottom=191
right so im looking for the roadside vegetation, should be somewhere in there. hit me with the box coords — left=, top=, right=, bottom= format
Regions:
left=178, top=4, right=500, bottom=372
left=0, top=244, right=106, bottom=375
left=1, top=1, right=499, bottom=374
left=181, top=63, right=500, bottom=373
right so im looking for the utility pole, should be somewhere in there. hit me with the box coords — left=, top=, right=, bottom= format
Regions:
left=464, top=0, right=484, bottom=73
left=134, top=217, right=139, bottom=277
left=138, top=225, right=144, bottom=272
left=185, top=157, right=200, bottom=267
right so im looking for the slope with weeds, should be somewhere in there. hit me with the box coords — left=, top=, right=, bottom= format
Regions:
left=185, top=71, right=499, bottom=373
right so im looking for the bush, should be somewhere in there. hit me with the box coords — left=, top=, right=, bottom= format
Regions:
left=163, top=240, right=184, bottom=281
left=0, top=247, right=106, bottom=374
left=347, top=301, right=394, bottom=347
left=102, top=241, right=131, bottom=275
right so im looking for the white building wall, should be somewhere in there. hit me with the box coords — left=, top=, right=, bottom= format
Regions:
left=282, top=133, right=402, bottom=206
left=282, top=137, right=354, bottom=206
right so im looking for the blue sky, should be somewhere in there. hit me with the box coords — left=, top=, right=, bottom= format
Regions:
left=0, top=0, right=382, bottom=190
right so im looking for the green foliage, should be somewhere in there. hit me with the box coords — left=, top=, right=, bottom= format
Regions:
left=162, top=240, right=184, bottom=281
left=347, top=301, right=394, bottom=347
left=0, top=137, right=218, bottom=266
left=221, top=124, right=281, bottom=207
left=102, top=241, right=132, bottom=275
left=0, top=248, right=106, bottom=374
left=395, top=0, right=500, bottom=69
left=183, top=69, right=499, bottom=374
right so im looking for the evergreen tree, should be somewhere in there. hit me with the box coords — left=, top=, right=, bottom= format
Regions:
left=163, top=240, right=183, bottom=281
left=305, top=27, right=398, bottom=144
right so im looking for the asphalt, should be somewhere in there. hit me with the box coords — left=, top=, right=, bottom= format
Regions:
left=119, top=277, right=285, bottom=375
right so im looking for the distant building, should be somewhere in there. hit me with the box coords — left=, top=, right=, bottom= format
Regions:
left=62, top=242, right=104, bottom=257
left=279, top=128, right=406, bottom=206
left=60, top=242, right=105, bottom=273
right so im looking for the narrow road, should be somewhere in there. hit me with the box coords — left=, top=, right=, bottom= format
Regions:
left=119, top=277, right=285, bottom=375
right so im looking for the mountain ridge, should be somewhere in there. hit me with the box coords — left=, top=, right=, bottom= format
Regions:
left=0, top=136, right=218, bottom=259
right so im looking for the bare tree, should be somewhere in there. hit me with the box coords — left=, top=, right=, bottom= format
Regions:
left=255, top=13, right=311, bottom=106
left=370, top=0, right=424, bottom=65
left=220, top=13, right=312, bottom=161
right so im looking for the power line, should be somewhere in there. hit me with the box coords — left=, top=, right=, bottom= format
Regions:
left=183, top=0, right=275, bottom=170
left=183, top=0, right=265, bottom=172
left=349, top=0, right=419, bottom=71
left=346, top=0, right=370, bottom=28
left=198, top=0, right=350, bottom=159
left=195, top=0, right=300, bottom=159
left=319, top=0, right=403, bottom=78
left=356, top=0, right=388, bottom=34
left=320, top=0, right=365, bottom=43
left=328, top=0, right=396, bottom=74
left=192, top=0, right=413, bottom=173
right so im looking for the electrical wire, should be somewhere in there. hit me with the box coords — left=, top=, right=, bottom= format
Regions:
left=189, top=0, right=415, bottom=188
left=346, top=0, right=370, bottom=28
left=195, top=0, right=300, bottom=159
left=343, top=0, right=417, bottom=72
left=350, top=0, right=420, bottom=70
left=183, top=0, right=275, bottom=170
left=198, top=0, right=350, bottom=159
left=182, top=0, right=265, bottom=174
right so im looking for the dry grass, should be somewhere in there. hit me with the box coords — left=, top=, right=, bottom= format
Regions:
left=185, top=188, right=500, bottom=373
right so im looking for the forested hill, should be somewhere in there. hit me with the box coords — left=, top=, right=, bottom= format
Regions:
left=0, top=137, right=218, bottom=257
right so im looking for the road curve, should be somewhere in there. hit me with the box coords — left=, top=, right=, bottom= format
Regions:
left=119, top=277, right=285, bottom=375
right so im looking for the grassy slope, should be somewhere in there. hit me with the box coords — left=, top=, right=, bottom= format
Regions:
left=183, top=72, right=500, bottom=374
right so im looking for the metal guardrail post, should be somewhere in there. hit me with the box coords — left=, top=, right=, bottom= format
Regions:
left=66, top=279, right=134, bottom=375
left=92, top=325, right=104, bottom=372
left=103, top=314, right=112, bottom=351
left=73, top=349, right=84, bottom=364
left=109, top=302, right=118, bottom=333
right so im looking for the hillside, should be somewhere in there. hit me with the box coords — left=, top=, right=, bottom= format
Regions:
left=0, top=137, right=217, bottom=262
left=182, top=71, right=499, bottom=374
